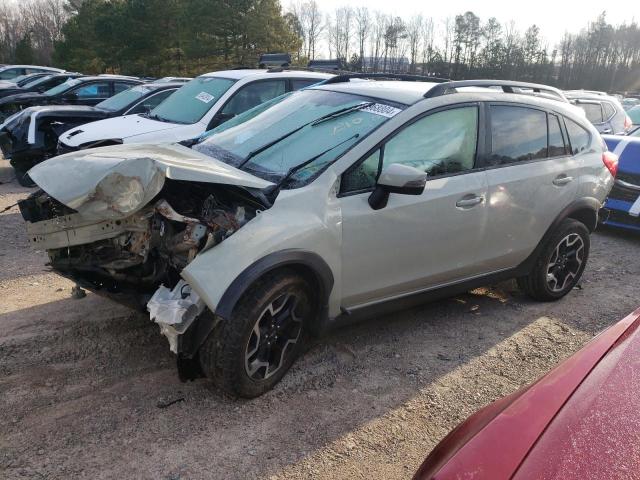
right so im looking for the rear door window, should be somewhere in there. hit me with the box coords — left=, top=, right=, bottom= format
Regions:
left=489, top=105, right=547, bottom=165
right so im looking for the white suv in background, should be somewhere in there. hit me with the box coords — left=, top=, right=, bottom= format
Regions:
left=57, top=69, right=333, bottom=152
left=21, top=78, right=615, bottom=398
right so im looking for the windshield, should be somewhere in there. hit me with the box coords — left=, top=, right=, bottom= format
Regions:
left=45, top=77, right=82, bottom=96
left=628, top=106, right=640, bottom=125
left=149, top=76, right=236, bottom=124
left=97, top=85, right=150, bottom=111
left=193, top=89, right=403, bottom=187
left=21, top=75, right=52, bottom=89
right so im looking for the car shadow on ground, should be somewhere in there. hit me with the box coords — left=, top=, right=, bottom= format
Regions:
left=1, top=275, right=628, bottom=479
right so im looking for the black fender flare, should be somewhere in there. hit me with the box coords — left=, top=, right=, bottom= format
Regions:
left=517, top=197, right=600, bottom=274
left=176, top=250, right=334, bottom=366
left=214, top=249, right=334, bottom=321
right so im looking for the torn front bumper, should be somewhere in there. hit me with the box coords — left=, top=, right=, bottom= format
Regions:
left=25, top=211, right=150, bottom=250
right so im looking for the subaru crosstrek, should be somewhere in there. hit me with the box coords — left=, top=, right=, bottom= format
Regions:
left=19, top=78, right=616, bottom=397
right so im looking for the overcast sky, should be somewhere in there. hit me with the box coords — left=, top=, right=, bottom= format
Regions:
left=301, top=0, right=634, bottom=50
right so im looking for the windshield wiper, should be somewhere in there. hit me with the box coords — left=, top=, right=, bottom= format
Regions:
left=310, top=102, right=374, bottom=126
left=145, top=112, right=166, bottom=122
left=238, top=102, right=374, bottom=169
left=266, top=133, right=360, bottom=196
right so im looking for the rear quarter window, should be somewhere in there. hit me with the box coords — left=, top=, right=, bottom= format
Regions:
left=603, top=102, right=616, bottom=119
left=565, top=118, right=591, bottom=155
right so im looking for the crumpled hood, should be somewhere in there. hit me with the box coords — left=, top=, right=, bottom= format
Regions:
left=29, top=142, right=273, bottom=220
left=61, top=114, right=181, bottom=146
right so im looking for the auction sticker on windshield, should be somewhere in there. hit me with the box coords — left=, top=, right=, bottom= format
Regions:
left=196, top=92, right=215, bottom=103
left=64, top=78, right=82, bottom=87
left=361, top=103, right=402, bottom=118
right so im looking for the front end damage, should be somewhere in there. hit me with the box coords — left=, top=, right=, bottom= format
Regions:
left=19, top=145, right=273, bottom=378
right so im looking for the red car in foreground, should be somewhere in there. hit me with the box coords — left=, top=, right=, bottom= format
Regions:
left=415, top=307, right=640, bottom=480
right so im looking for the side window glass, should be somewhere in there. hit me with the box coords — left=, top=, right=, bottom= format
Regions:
left=383, top=106, right=478, bottom=176
left=129, top=90, right=174, bottom=114
left=548, top=114, right=567, bottom=157
left=221, top=80, right=286, bottom=117
left=0, top=68, right=21, bottom=79
left=489, top=105, right=547, bottom=165
left=292, top=79, right=320, bottom=90
left=603, top=102, right=616, bottom=119
left=73, top=82, right=110, bottom=99
left=341, top=149, right=381, bottom=193
left=580, top=103, right=604, bottom=123
left=114, top=82, right=133, bottom=94
left=565, top=118, right=591, bottom=155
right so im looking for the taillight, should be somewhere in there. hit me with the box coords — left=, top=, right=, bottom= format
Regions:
left=602, top=151, right=618, bottom=177
left=624, top=115, right=633, bottom=132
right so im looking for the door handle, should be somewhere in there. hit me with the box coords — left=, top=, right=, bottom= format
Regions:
left=553, top=175, right=573, bottom=186
left=602, top=128, right=612, bottom=134
left=456, top=195, right=484, bottom=208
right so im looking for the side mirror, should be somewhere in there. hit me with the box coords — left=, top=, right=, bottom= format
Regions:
left=368, top=163, right=427, bottom=210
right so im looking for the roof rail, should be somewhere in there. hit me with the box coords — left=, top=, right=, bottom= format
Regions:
left=322, top=73, right=450, bottom=85
left=424, top=80, right=569, bottom=103
left=565, top=89, right=608, bottom=97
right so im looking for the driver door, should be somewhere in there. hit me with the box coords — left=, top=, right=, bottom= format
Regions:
left=338, top=104, right=491, bottom=308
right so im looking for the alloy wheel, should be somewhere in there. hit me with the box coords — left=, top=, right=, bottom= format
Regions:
left=244, top=293, right=303, bottom=380
left=546, top=233, right=585, bottom=292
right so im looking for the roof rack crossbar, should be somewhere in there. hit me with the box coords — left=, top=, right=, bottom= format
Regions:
left=423, top=80, right=568, bottom=103
left=322, top=73, right=450, bottom=85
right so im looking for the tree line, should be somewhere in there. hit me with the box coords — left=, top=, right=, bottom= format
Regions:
left=290, top=3, right=640, bottom=92
left=0, top=1, right=638, bottom=92
left=0, top=0, right=301, bottom=77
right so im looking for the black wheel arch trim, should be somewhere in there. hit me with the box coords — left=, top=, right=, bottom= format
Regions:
left=517, top=197, right=599, bottom=274
left=214, top=249, right=334, bottom=322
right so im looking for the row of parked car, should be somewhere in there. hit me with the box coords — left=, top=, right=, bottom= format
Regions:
left=1, top=62, right=639, bottom=477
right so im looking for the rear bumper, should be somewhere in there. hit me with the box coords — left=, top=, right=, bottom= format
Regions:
left=600, top=204, right=640, bottom=232
left=601, top=173, right=640, bottom=232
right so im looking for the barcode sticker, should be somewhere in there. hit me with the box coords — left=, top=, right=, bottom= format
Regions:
left=195, top=91, right=215, bottom=103
left=361, top=103, right=402, bottom=118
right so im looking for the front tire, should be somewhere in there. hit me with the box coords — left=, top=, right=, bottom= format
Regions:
left=199, top=269, right=315, bottom=398
left=15, top=168, right=35, bottom=187
left=518, top=218, right=590, bottom=301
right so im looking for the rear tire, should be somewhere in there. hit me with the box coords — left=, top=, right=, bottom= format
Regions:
left=517, top=219, right=590, bottom=301
left=199, top=269, right=315, bottom=398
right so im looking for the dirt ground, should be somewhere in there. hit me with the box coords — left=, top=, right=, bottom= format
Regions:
left=1, top=169, right=639, bottom=480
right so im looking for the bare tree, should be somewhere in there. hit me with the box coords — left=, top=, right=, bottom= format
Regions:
left=406, top=15, right=422, bottom=73
left=354, top=6, right=371, bottom=70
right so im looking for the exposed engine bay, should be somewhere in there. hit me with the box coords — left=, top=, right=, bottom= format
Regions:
left=19, top=179, right=268, bottom=356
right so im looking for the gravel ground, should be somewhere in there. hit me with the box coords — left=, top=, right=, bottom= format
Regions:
left=1, top=171, right=639, bottom=480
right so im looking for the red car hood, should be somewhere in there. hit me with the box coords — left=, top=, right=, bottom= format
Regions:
left=415, top=307, right=640, bottom=480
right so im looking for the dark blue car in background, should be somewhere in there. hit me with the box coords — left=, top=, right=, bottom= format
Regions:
left=601, top=134, right=640, bottom=232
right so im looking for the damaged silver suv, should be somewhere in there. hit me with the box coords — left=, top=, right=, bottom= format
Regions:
left=19, top=78, right=616, bottom=397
